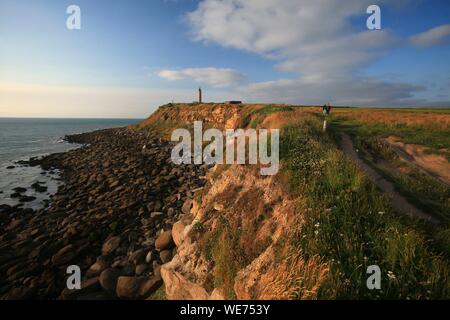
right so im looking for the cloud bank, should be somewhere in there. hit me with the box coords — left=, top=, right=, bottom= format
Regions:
left=158, top=67, right=245, bottom=87
left=186, top=0, right=447, bottom=106
left=409, top=24, right=450, bottom=48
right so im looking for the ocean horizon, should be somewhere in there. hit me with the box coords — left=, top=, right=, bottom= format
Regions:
left=0, top=117, right=142, bottom=165
left=0, top=117, right=142, bottom=209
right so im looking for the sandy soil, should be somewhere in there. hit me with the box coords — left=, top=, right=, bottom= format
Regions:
left=339, top=133, right=439, bottom=225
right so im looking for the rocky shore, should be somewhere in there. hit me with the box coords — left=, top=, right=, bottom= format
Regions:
left=0, top=127, right=208, bottom=300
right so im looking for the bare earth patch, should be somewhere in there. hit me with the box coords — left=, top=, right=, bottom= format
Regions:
left=385, top=136, right=450, bottom=184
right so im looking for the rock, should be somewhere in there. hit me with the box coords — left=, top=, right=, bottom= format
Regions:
left=155, top=231, right=174, bottom=251
left=6, top=219, right=22, bottom=231
left=31, top=182, right=47, bottom=193
left=116, top=276, right=162, bottom=300
left=0, top=204, right=12, bottom=214
left=5, top=286, right=37, bottom=299
left=102, top=236, right=122, bottom=255
left=99, top=268, right=121, bottom=293
left=213, top=202, right=225, bottom=212
left=6, top=165, right=15, bottom=169
left=51, top=244, right=77, bottom=266
left=60, top=277, right=100, bottom=300
left=19, top=195, right=36, bottom=203
left=145, top=250, right=157, bottom=264
left=129, top=249, right=146, bottom=266
left=150, top=212, right=164, bottom=220
left=87, top=256, right=110, bottom=277
left=121, top=263, right=134, bottom=276
left=172, top=220, right=188, bottom=247
left=160, top=250, right=173, bottom=264
left=13, top=187, right=27, bottom=193
left=135, top=264, right=148, bottom=276
left=160, top=267, right=209, bottom=300
left=153, top=262, right=162, bottom=279
left=181, top=199, right=193, bottom=214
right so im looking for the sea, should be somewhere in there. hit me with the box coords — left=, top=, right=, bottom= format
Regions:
left=0, top=118, right=141, bottom=209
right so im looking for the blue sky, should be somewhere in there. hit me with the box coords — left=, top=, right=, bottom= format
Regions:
left=0, top=0, right=449, bottom=117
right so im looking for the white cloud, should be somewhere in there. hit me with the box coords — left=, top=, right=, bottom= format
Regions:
left=409, top=24, right=450, bottom=48
left=185, top=0, right=448, bottom=106
left=158, top=67, right=245, bottom=87
left=187, top=0, right=396, bottom=79
left=241, top=76, right=425, bottom=107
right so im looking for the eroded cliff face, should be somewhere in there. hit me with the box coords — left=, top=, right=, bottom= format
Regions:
left=134, top=103, right=245, bottom=134
left=161, top=164, right=292, bottom=299
left=139, top=103, right=328, bottom=300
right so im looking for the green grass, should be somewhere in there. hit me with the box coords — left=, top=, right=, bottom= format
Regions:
left=240, top=105, right=294, bottom=128
left=334, top=120, right=449, bottom=152
left=329, top=119, right=450, bottom=224
left=147, top=285, right=166, bottom=300
left=203, top=219, right=241, bottom=299
left=280, top=119, right=450, bottom=299
left=201, top=215, right=271, bottom=299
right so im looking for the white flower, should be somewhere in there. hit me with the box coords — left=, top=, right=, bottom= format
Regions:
left=387, top=271, right=397, bottom=280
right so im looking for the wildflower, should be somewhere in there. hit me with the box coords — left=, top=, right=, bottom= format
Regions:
left=314, top=222, right=320, bottom=228
left=378, top=211, right=385, bottom=215
left=387, top=271, right=397, bottom=280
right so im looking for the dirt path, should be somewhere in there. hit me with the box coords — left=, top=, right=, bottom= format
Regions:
left=339, top=133, right=439, bottom=225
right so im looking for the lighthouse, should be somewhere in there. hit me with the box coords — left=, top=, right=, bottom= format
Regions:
left=198, top=87, right=202, bottom=104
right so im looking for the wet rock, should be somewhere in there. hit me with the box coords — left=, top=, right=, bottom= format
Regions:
left=13, top=187, right=27, bottom=193
left=19, top=195, right=36, bottom=203
left=31, top=182, right=48, bottom=193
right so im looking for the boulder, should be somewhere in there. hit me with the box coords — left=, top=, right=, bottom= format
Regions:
left=129, top=249, right=146, bottom=266
left=102, top=236, right=121, bottom=255
left=116, top=276, right=162, bottom=300
left=87, top=256, right=110, bottom=277
left=51, top=244, right=76, bottom=266
left=172, top=220, right=188, bottom=247
left=60, top=277, right=100, bottom=300
left=160, top=267, right=209, bottom=300
left=160, top=250, right=173, bottom=264
left=155, top=231, right=174, bottom=251
left=181, top=199, right=193, bottom=214
left=99, top=268, right=121, bottom=293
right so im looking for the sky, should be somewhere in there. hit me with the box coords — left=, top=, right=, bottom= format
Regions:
left=0, top=0, right=450, bottom=118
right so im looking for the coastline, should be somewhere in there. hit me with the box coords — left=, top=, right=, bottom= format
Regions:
left=0, top=126, right=207, bottom=299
